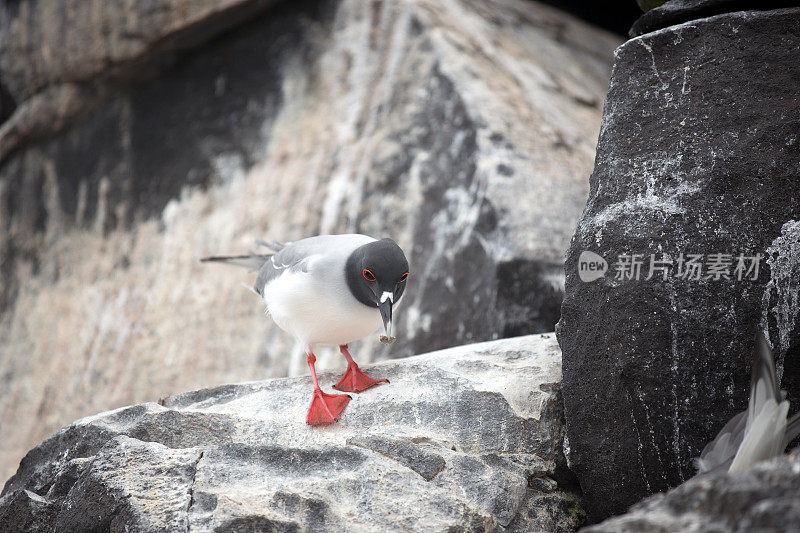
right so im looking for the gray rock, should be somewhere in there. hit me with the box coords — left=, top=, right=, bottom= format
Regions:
left=56, top=437, right=201, bottom=532
left=557, top=7, right=800, bottom=521
left=0, top=489, right=57, bottom=533
left=0, top=0, right=619, bottom=484
left=1, top=334, right=584, bottom=532
left=346, top=435, right=446, bottom=481
left=583, top=450, right=800, bottom=532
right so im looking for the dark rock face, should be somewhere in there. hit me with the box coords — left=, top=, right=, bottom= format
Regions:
left=537, top=0, right=642, bottom=36
left=0, top=0, right=314, bottom=312
left=496, top=259, right=565, bottom=337
left=0, top=0, right=283, bottom=162
left=629, top=0, right=800, bottom=37
left=0, top=335, right=584, bottom=532
left=0, top=489, right=57, bottom=533
left=557, top=7, right=800, bottom=521
left=583, top=451, right=800, bottom=532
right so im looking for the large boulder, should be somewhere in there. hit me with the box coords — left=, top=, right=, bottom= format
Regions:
left=583, top=451, right=800, bottom=532
left=557, top=6, right=800, bottom=521
left=0, top=335, right=584, bottom=532
left=0, top=0, right=620, bottom=483
left=629, top=0, right=800, bottom=36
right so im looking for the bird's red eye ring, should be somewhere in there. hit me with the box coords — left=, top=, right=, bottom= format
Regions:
left=363, top=269, right=376, bottom=282
left=399, top=272, right=409, bottom=282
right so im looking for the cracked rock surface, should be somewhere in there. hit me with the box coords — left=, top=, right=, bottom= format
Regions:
left=0, top=334, right=582, bottom=532
left=557, top=6, right=800, bottom=521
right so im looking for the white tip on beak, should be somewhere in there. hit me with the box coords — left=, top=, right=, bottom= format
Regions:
left=380, top=291, right=394, bottom=304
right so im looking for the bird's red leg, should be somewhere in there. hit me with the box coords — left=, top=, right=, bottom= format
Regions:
left=332, top=344, right=389, bottom=393
left=306, top=350, right=350, bottom=425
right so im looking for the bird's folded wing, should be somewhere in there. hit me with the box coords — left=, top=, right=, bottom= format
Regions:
left=726, top=331, right=790, bottom=471
left=747, top=332, right=782, bottom=434
left=696, top=332, right=785, bottom=475
left=696, top=409, right=747, bottom=474
left=254, top=241, right=317, bottom=295
left=255, top=239, right=286, bottom=252
left=730, top=398, right=789, bottom=472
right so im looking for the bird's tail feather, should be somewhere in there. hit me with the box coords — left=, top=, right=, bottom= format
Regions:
left=201, top=239, right=280, bottom=271
left=695, top=410, right=747, bottom=474
left=255, top=238, right=285, bottom=252
left=200, top=253, right=271, bottom=271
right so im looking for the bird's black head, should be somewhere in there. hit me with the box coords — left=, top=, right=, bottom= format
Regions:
left=345, top=238, right=409, bottom=343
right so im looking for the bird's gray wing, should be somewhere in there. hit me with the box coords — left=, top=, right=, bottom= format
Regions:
left=253, top=238, right=323, bottom=295
left=747, top=332, right=782, bottom=426
left=201, top=240, right=284, bottom=271
left=696, top=332, right=788, bottom=475
left=727, top=332, right=789, bottom=471
left=253, top=234, right=374, bottom=295
left=695, top=409, right=747, bottom=475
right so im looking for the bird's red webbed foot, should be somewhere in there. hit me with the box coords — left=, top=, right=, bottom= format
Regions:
left=332, top=364, right=389, bottom=393
left=332, top=344, right=390, bottom=393
left=306, top=387, right=350, bottom=425
left=305, top=351, right=350, bottom=425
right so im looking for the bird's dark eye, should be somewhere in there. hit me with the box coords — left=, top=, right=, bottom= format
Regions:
left=398, top=272, right=408, bottom=283
left=363, top=269, right=376, bottom=282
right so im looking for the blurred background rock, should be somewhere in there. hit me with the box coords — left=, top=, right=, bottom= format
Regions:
left=0, top=0, right=625, bottom=484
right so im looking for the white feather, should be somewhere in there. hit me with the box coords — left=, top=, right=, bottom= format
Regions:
left=262, top=267, right=381, bottom=348
left=730, top=398, right=790, bottom=472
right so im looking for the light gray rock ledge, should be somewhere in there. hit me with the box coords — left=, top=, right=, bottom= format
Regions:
left=583, top=450, right=800, bottom=533
left=0, top=334, right=582, bottom=532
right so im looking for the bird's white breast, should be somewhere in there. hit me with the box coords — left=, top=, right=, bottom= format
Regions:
left=262, top=267, right=382, bottom=348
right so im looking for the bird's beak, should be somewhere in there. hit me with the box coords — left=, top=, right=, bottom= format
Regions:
left=378, top=296, right=395, bottom=345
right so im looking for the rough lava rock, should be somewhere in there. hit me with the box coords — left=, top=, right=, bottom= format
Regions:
left=0, top=0, right=620, bottom=483
left=0, top=334, right=584, bottom=532
left=583, top=451, right=800, bottom=532
left=629, top=0, right=800, bottom=37
left=557, top=7, right=800, bottom=522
